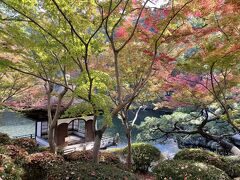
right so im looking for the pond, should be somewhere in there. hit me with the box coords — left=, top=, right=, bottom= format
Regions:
left=0, top=110, right=35, bottom=137
left=103, top=108, right=179, bottom=157
left=0, top=109, right=179, bottom=157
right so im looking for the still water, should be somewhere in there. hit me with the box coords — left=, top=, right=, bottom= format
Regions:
left=0, top=110, right=35, bottom=137
left=0, top=109, right=179, bottom=157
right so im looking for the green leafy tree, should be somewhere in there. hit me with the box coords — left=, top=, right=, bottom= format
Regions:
left=0, top=67, right=36, bottom=108
left=0, top=0, right=120, bottom=159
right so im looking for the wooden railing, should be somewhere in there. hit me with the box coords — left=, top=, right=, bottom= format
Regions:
left=63, top=136, right=115, bottom=154
left=63, top=142, right=92, bottom=154
left=13, top=134, right=35, bottom=139
left=63, top=146, right=77, bottom=154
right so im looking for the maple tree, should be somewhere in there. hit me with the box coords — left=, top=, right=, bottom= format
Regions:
left=139, top=0, right=240, bottom=155
left=96, top=0, right=199, bottom=168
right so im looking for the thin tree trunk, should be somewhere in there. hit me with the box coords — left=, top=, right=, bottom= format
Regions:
left=48, top=126, right=56, bottom=153
left=93, top=131, right=102, bottom=163
left=126, top=128, right=132, bottom=170
left=93, top=126, right=107, bottom=163
left=45, top=82, right=55, bottom=153
left=45, top=82, right=67, bottom=154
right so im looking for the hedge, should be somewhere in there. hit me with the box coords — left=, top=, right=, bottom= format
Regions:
left=123, top=143, right=161, bottom=173
left=174, top=148, right=240, bottom=178
left=13, top=138, right=38, bottom=154
left=153, top=160, right=231, bottom=180
left=48, top=161, right=137, bottom=180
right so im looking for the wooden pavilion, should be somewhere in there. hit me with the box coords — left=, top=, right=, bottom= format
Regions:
left=35, top=115, right=95, bottom=147
left=21, top=108, right=96, bottom=147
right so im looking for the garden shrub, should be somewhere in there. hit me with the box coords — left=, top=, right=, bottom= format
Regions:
left=221, top=156, right=240, bottom=178
left=0, top=154, right=24, bottom=180
left=107, top=148, right=124, bottom=155
left=64, top=150, right=93, bottom=162
left=47, top=161, right=137, bottom=180
left=34, top=146, right=50, bottom=153
left=153, top=160, right=231, bottom=180
left=27, top=151, right=64, bottom=166
left=0, top=132, right=11, bottom=145
left=13, top=138, right=38, bottom=154
left=0, top=146, right=5, bottom=154
left=23, top=151, right=64, bottom=180
left=99, top=151, right=121, bottom=165
left=24, top=151, right=129, bottom=179
left=174, top=148, right=240, bottom=178
left=57, top=147, right=65, bottom=156
left=174, top=148, right=222, bottom=167
left=174, top=148, right=217, bottom=160
left=0, top=145, right=28, bottom=166
left=123, top=143, right=161, bottom=173
left=64, top=150, right=121, bottom=166
left=107, top=148, right=125, bottom=162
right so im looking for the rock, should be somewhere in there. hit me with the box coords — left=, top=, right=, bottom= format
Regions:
left=232, top=134, right=240, bottom=146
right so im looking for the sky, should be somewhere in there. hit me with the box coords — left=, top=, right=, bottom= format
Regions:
left=146, top=0, right=170, bottom=8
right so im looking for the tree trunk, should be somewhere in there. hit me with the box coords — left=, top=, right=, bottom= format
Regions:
left=93, top=128, right=105, bottom=163
left=200, top=130, right=240, bottom=155
left=219, top=139, right=240, bottom=155
left=126, top=128, right=132, bottom=170
left=48, top=126, right=56, bottom=154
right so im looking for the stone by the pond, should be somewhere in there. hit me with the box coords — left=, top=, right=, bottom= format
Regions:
left=232, top=134, right=240, bottom=146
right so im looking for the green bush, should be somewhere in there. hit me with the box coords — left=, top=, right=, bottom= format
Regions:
left=23, top=152, right=64, bottom=180
left=13, top=138, right=38, bottom=154
left=0, top=132, right=11, bottom=145
left=123, top=143, right=161, bottom=173
left=174, top=148, right=222, bottom=167
left=47, top=161, right=137, bottom=180
left=153, top=160, right=231, bottom=180
left=0, top=154, right=24, bottom=180
left=174, top=148, right=240, bottom=178
left=220, top=156, right=240, bottom=178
